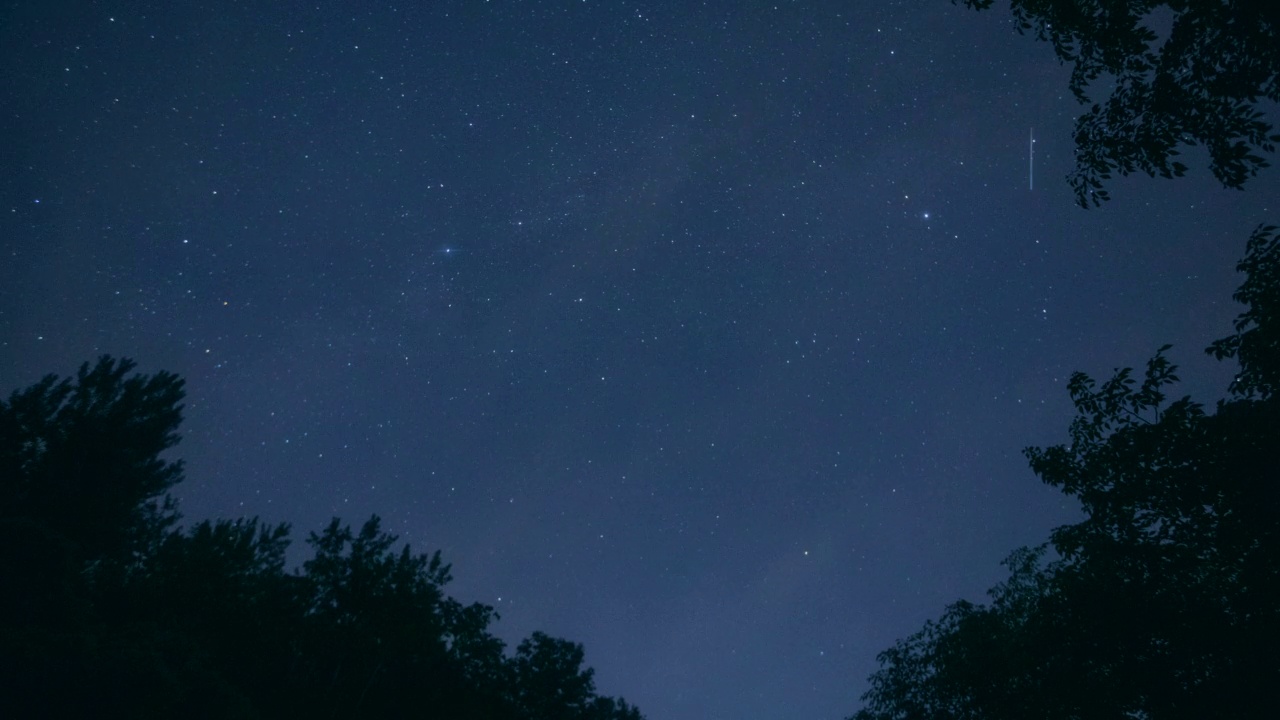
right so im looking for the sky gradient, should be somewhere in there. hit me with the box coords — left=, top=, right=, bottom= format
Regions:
left=3, top=2, right=1276, bottom=718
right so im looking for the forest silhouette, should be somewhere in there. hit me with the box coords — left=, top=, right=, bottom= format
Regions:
left=0, top=358, right=644, bottom=719
left=852, top=2, right=1279, bottom=718
left=851, top=224, right=1279, bottom=719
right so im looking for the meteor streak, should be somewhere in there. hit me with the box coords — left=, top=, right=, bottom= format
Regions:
left=1030, top=128, right=1035, bottom=191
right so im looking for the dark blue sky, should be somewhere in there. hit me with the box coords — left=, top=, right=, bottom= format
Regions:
left=3, top=2, right=1275, bottom=718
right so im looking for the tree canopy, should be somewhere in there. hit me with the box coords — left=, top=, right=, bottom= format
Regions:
left=0, top=357, right=644, bottom=719
left=957, top=0, right=1280, bottom=206
left=0, top=357, right=185, bottom=569
left=850, top=224, right=1280, bottom=719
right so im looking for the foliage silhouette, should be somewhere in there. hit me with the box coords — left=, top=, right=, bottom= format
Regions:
left=0, top=357, right=644, bottom=719
left=956, top=0, right=1280, bottom=206
left=850, top=229, right=1280, bottom=719
left=1208, top=224, right=1280, bottom=398
left=0, top=356, right=184, bottom=569
left=511, top=631, right=642, bottom=720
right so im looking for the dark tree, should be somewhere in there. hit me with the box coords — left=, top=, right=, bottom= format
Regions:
left=956, top=0, right=1280, bottom=206
left=0, top=357, right=646, bottom=719
left=127, top=517, right=300, bottom=712
left=1208, top=224, right=1280, bottom=398
left=512, top=632, right=644, bottom=720
left=513, top=632, right=599, bottom=720
left=0, top=356, right=195, bottom=717
left=851, top=226, right=1280, bottom=719
left=0, top=356, right=185, bottom=569
left=291, top=515, right=459, bottom=717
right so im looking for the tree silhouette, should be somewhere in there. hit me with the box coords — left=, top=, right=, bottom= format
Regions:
left=0, top=356, right=185, bottom=569
left=956, top=0, right=1280, bottom=206
left=0, top=356, right=197, bottom=717
left=512, top=631, right=646, bottom=720
left=0, top=356, right=646, bottom=719
left=513, top=632, right=599, bottom=720
left=1208, top=224, right=1280, bottom=398
left=851, top=226, right=1280, bottom=719
left=291, top=516, right=471, bottom=717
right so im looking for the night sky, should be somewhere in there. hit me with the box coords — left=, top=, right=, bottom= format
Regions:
left=3, top=2, right=1276, bottom=718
